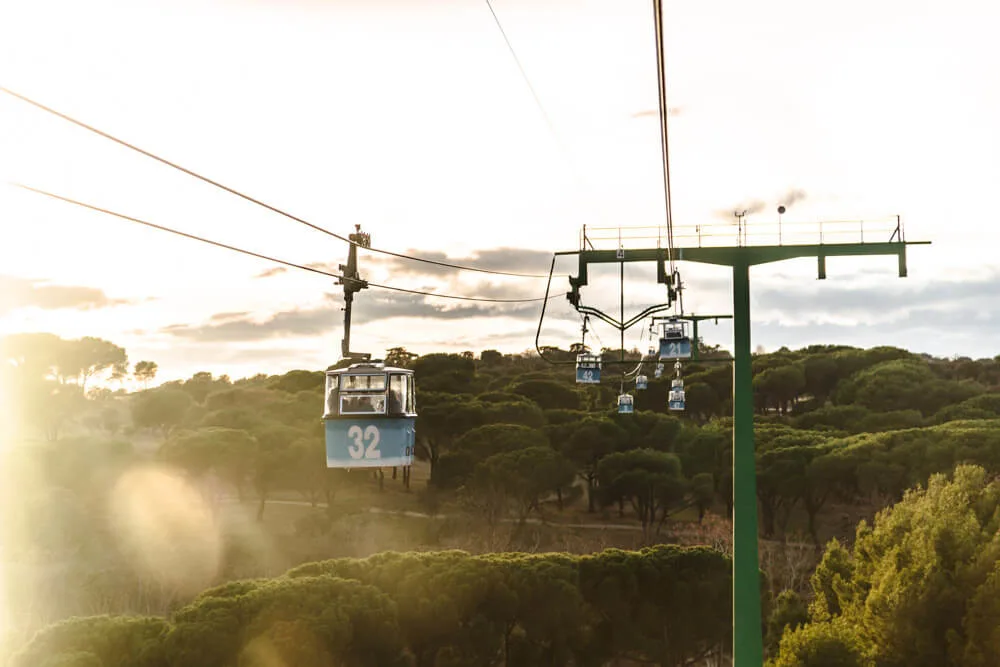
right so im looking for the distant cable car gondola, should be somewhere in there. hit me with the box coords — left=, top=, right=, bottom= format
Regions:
left=576, top=352, right=602, bottom=384
left=655, top=363, right=664, bottom=378
left=668, top=378, right=685, bottom=411
left=324, top=362, right=416, bottom=468
left=636, top=374, right=648, bottom=390
left=618, top=393, right=634, bottom=414
left=658, top=318, right=692, bottom=360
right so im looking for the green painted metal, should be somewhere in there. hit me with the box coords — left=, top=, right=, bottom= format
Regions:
left=559, top=240, right=930, bottom=273
left=731, top=260, right=762, bottom=666
left=559, top=239, right=929, bottom=667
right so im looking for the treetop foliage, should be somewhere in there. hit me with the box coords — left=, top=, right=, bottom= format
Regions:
left=12, top=546, right=731, bottom=667
left=770, top=464, right=1000, bottom=667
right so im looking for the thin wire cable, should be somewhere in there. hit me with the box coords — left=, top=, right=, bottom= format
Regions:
left=12, top=184, right=558, bottom=303
left=0, top=86, right=549, bottom=279
left=482, top=0, right=612, bottom=227
left=652, top=0, right=676, bottom=274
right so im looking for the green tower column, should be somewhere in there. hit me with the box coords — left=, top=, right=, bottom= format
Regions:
left=732, top=260, right=763, bottom=666
left=558, top=236, right=926, bottom=667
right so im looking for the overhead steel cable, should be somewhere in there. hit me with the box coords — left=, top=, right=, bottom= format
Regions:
left=652, top=0, right=676, bottom=275
left=482, top=0, right=612, bottom=227
left=0, top=86, right=550, bottom=279
left=13, top=184, right=558, bottom=304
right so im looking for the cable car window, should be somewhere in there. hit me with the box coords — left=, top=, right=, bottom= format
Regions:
left=340, top=394, right=385, bottom=414
left=406, top=374, right=416, bottom=413
left=340, top=374, right=386, bottom=391
left=325, top=375, right=339, bottom=416
left=388, top=374, right=406, bottom=414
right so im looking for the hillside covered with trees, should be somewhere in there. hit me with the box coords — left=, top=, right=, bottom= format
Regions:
left=3, top=331, right=1000, bottom=666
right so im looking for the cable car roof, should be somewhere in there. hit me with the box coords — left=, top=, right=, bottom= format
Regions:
left=325, top=361, right=413, bottom=376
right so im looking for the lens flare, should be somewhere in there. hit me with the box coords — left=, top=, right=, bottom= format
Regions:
left=108, top=466, right=222, bottom=596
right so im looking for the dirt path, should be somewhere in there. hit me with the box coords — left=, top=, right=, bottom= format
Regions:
left=224, top=497, right=646, bottom=530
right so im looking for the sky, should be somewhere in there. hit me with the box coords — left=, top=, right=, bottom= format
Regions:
left=1, top=0, right=998, bottom=386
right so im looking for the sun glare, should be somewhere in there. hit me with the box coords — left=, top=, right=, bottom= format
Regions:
left=108, top=466, right=222, bottom=596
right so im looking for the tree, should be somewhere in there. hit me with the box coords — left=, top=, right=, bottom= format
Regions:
left=510, top=379, right=581, bottom=410
left=109, top=361, right=129, bottom=388
left=131, top=388, right=193, bottom=439
left=411, top=353, right=476, bottom=393
left=597, top=449, right=688, bottom=540
left=180, top=371, right=230, bottom=404
left=754, top=364, right=806, bottom=414
left=770, top=620, right=865, bottom=667
left=2, top=332, right=69, bottom=381
left=133, top=361, right=158, bottom=390
left=691, top=472, right=715, bottom=523
left=269, top=369, right=324, bottom=393
left=835, top=358, right=982, bottom=416
left=385, top=347, right=418, bottom=368
left=158, top=427, right=256, bottom=502
left=58, top=336, right=128, bottom=391
left=554, top=416, right=629, bottom=512
left=801, top=354, right=841, bottom=404
left=163, top=575, right=405, bottom=667
left=776, top=465, right=1000, bottom=667
left=684, top=381, right=720, bottom=421
left=9, top=615, right=169, bottom=667
left=415, top=392, right=482, bottom=482
left=249, top=422, right=304, bottom=520
left=480, top=349, right=503, bottom=366
left=437, top=424, right=548, bottom=489
left=765, top=590, right=810, bottom=657
left=470, top=446, right=576, bottom=525
left=9, top=376, right=87, bottom=441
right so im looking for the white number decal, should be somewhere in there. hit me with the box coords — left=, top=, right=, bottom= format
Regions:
left=582, top=369, right=594, bottom=381
left=364, top=426, right=381, bottom=459
left=347, top=425, right=381, bottom=460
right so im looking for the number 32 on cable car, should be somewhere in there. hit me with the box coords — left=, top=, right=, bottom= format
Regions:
left=323, top=363, right=416, bottom=468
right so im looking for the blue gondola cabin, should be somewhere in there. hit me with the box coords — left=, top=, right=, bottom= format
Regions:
left=576, top=352, right=602, bottom=384
left=668, top=378, right=685, bottom=411
left=658, top=319, right=692, bottom=360
left=324, top=362, right=416, bottom=468
left=618, top=393, right=634, bottom=414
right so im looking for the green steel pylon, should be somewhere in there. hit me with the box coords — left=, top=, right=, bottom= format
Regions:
left=554, top=225, right=929, bottom=666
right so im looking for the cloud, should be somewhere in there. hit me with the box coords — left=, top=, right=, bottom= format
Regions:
left=361, top=247, right=555, bottom=279
left=0, top=275, right=132, bottom=315
left=714, top=187, right=809, bottom=220
left=158, top=288, right=572, bottom=344
left=753, top=273, right=1000, bottom=324
left=778, top=188, right=808, bottom=208
left=254, top=266, right=287, bottom=279
left=162, top=308, right=335, bottom=342
left=305, top=261, right=338, bottom=272
left=209, top=311, right=252, bottom=322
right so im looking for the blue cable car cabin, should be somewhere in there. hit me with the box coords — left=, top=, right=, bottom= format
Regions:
left=668, top=378, right=685, bottom=411
left=658, top=319, right=692, bottom=360
left=576, top=352, right=602, bottom=384
left=324, top=362, right=416, bottom=468
left=636, top=374, right=648, bottom=390
left=617, top=393, right=634, bottom=414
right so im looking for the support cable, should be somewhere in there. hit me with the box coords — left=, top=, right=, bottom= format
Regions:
left=0, top=86, right=549, bottom=279
left=482, top=0, right=612, bottom=227
left=13, top=184, right=558, bottom=304
left=652, top=0, right=677, bottom=276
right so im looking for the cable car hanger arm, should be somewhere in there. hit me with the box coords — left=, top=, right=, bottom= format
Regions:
left=574, top=302, right=674, bottom=331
